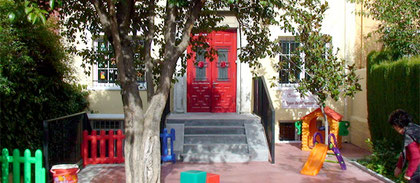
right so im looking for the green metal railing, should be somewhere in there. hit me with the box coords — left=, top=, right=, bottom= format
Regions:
left=1, top=148, right=45, bottom=183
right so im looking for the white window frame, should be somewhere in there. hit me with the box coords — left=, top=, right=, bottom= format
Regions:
left=89, top=38, right=147, bottom=91
left=277, top=37, right=331, bottom=90
left=277, top=37, right=306, bottom=89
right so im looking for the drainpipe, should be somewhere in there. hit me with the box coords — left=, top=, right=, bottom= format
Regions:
left=238, top=24, right=242, bottom=114
left=343, top=0, right=352, bottom=143
left=343, top=0, right=348, bottom=122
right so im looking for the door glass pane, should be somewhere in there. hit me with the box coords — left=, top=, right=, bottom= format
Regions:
left=195, top=49, right=206, bottom=81
left=217, top=49, right=228, bottom=81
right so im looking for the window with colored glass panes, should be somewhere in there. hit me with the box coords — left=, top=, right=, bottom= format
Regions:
left=96, top=40, right=117, bottom=83
left=93, top=39, right=146, bottom=90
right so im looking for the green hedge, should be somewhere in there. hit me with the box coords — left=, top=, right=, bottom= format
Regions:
left=0, top=1, right=88, bottom=151
left=367, top=53, right=420, bottom=148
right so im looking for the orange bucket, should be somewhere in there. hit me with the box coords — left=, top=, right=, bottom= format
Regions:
left=50, top=164, right=80, bottom=183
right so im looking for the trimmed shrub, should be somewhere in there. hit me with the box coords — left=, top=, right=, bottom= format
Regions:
left=367, top=54, right=420, bottom=149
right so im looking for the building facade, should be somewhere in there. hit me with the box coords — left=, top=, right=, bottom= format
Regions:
left=72, top=0, right=376, bottom=150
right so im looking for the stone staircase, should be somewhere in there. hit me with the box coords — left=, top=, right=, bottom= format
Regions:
left=166, top=113, right=269, bottom=163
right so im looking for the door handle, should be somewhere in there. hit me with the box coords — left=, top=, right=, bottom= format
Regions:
left=213, top=82, right=219, bottom=85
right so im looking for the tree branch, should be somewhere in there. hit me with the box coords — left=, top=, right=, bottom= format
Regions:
left=176, top=0, right=205, bottom=56
left=90, top=0, right=112, bottom=34
left=145, top=0, right=156, bottom=102
left=163, top=1, right=177, bottom=51
left=116, top=0, right=135, bottom=31
left=106, top=0, right=117, bottom=22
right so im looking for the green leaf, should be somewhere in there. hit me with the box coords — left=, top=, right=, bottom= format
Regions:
left=50, top=0, right=55, bottom=9
left=27, top=12, right=36, bottom=22
left=40, top=10, right=49, bottom=14
left=32, top=15, right=38, bottom=24
left=8, top=12, right=16, bottom=22
left=25, top=6, right=34, bottom=14
left=39, top=14, right=47, bottom=24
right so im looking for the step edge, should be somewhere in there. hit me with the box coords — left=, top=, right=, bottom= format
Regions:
left=184, top=126, right=245, bottom=128
left=183, top=143, right=248, bottom=146
left=184, top=134, right=247, bottom=136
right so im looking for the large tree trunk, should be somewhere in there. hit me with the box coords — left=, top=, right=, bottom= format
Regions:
left=138, top=94, right=167, bottom=183
left=90, top=0, right=203, bottom=182
left=118, top=43, right=147, bottom=183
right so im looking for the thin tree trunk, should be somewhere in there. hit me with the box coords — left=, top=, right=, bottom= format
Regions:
left=145, top=0, right=156, bottom=102
left=138, top=51, right=178, bottom=181
left=320, top=105, right=329, bottom=145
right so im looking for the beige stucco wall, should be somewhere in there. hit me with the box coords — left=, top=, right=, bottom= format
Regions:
left=72, top=51, right=149, bottom=114
left=354, top=3, right=382, bottom=68
left=69, top=0, right=375, bottom=151
left=88, top=90, right=149, bottom=114
left=346, top=69, right=371, bottom=150
left=257, top=0, right=354, bottom=143
left=258, top=1, right=378, bottom=150
left=253, top=56, right=347, bottom=143
left=344, top=3, right=380, bottom=151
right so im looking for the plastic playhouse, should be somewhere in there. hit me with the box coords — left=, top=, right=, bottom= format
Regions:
left=295, top=106, right=350, bottom=176
left=295, top=106, right=350, bottom=151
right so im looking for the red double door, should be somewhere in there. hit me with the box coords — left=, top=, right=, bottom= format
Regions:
left=187, top=30, right=237, bottom=113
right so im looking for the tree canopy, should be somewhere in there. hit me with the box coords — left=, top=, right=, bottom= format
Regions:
left=351, top=0, right=419, bottom=57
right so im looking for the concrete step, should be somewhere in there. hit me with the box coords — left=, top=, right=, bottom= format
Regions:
left=184, top=126, right=245, bottom=135
left=181, top=153, right=252, bottom=163
left=183, top=144, right=249, bottom=154
left=184, top=134, right=247, bottom=144
left=184, top=120, right=244, bottom=126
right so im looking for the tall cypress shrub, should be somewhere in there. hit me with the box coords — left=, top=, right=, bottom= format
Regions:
left=367, top=53, right=420, bottom=149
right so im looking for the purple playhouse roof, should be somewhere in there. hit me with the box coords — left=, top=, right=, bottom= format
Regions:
left=301, top=106, right=343, bottom=122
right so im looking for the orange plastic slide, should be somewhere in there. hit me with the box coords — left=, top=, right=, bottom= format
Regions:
left=300, top=143, right=328, bottom=176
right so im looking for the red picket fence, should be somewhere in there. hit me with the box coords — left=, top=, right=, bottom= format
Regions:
left=82, top=130, right=125, bottom=166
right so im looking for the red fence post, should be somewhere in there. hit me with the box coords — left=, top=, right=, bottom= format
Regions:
left=116, top=130, right=124, bottom=163
left=82, top=130, right=88, bottom=166
left=99, top=130, right=106, bottom=164
left=82, top=129, right=125, bottom=165
left=108, top=130, right=115, bottom=164
left=91, top=131, right=97, bottom=164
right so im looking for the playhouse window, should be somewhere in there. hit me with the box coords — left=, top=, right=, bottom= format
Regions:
left=316, top=118, right=323, bottom=130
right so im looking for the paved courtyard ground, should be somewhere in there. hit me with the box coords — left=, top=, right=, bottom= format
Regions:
left=79, top=143, right=386, bottom=183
